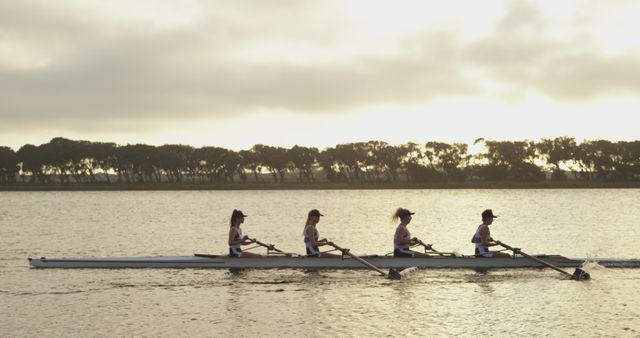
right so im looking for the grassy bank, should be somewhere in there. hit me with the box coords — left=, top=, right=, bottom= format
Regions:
left=2, top=181, right=640, bottom=191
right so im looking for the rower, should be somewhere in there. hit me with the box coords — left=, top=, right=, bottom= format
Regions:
left=304, top=209, right=338, bottom=257
left=228, top=209, right=261, bottom=258
left=392, top=208, right=429, bottom=257
left=471, top=209, right=510, bottom=258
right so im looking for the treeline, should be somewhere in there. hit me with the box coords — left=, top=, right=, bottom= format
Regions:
left=0, top=137, right=639, bottom=185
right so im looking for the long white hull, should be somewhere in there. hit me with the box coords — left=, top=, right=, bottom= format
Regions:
left=28, top=255, right=640, bottom=269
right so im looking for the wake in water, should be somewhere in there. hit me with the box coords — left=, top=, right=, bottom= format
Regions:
left=581, top=260, right=606, bottom=271
left=398, top=266, right=418, bottom=277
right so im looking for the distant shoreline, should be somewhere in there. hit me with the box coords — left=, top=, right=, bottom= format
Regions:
left=2, top=181, right=640, bottom=191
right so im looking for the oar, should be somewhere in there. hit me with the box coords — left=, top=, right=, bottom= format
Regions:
left=416, top=240, right=447, bottom=256
left=248, top=238, right=294, bottom=256
left=327, top=242, right=401, bottom=280
left=497, top=241, right=590, bottom=281
left=415, top=241, right=464, bottom=257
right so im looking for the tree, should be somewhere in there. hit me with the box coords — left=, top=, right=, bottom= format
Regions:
left=39, top=137, right=89, bottom=184
left=194, top=146, right=229, bottom=183
left=87, top=142, right=117, bottom=183
left=478, top=140, right=544, bottom=181
left=17, top=144, right=47, bottom=183
left=317, top=147, right=343, bottom=182
left=152, top=145, right=193, bottom=183
left=614, top=141, right=640, bottom=181
left=369, top=142, right=407, bottom=182
left=363, top=141, right=390, bottom=182
left=252, top=145, right=290, bottom=182
left=425, top=142, right=469, bottom=181
left=220, top=150, right=242, bottom=183
left=6, top=136, right=640, bottom=185
left=115, top=144, right=156, bottom=183
left=536, top=137, right=577, bottom=181
left=0, top=146, right=18, bottom=184
left=288, top=145, right=319, bottom=183
left=238, top=150, right=261, bottom=183
left=575, top=140, right=616, bottom=181
left=404, top=162, right=446, bottom=182
left=334, top=143, right=367, bottom=182
left=399, top=142, right=425, bottom=180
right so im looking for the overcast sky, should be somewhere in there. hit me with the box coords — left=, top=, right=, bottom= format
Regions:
left=1, top=0, right=639, bottom=150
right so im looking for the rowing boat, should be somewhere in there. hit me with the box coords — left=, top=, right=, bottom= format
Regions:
left=27, top=255, right=640, bottom=269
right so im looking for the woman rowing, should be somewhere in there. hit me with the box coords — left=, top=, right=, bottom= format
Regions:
left=393, top=208, right=429, bottom=257
left=228, top=209, right=261, bottom=258
left=471, top=209, right=510, bottom=258
left=304, top=209, right=338, bottom=257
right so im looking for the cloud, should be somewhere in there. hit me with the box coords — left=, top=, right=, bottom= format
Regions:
left=464, top=2, right=640, bottom=99
left=1, top=0, right=640, bottom=135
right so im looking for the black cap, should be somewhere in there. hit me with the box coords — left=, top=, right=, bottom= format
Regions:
left=399, top=209, right=415, bottom=218
left=482, top=209, right=498, bottom=220
left=232, top=209, right=248, bottom=218
left=308, top=209, right=324, bottom=217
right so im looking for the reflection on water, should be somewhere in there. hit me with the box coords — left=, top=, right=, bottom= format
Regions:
left=1, top=190, right=640, bottom=337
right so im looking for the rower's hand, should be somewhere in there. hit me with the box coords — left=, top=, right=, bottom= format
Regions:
left=242, top=235, right=250, bottom=240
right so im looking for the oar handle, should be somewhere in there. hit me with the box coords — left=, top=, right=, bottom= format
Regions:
left=249, top=238, right=284, bottom=253
left=416, top=240, right=433, bottom=250
left=416, top=240, right=445, bottom=256
left=325, top=241, right=349, bottom=255
left=496, top=241, right=527, bottom=256
left=496, top=241, right=518, bottom=252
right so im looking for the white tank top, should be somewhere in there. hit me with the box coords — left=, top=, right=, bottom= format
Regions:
left=394, top=224, right=411, bottom=250
left=304, top=224, right=320, bottom=255
left=229, top=226, right=243, bottom=251
left=473, top=224, right=492, bottom=250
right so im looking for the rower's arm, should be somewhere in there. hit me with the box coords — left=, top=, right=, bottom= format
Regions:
left=307, top=228, right=327, bottom=246
left=480, top=227, right=496, bottom=247
left=228, top=229, right=253, bottom=246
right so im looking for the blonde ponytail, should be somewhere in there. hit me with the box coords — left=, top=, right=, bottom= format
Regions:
left=391, top=207, right=404, bottom=222
left=392, top=207, right=414, bottom=223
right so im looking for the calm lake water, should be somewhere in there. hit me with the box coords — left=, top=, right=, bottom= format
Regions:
left=1, top=189, right=640, bottom=337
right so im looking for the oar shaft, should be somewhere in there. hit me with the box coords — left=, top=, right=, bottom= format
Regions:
left=250, top=238, right=284, bottom=253
left=499, top=242, right=573, bottom=277
left=328, top=243, right=386, bottom=276
left=517, top=251, right=573, bottom=276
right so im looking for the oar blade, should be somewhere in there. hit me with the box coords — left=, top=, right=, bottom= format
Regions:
left=387, top=268, right=402, bottom=280
left=571, top=268, right=590, bottom=281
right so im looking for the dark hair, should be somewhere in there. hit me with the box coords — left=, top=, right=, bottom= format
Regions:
left=308, top=209, right=323, bottom=222
left=305, top=209, right=322, bottom=225
left=230, top=209, right=247, bottom=227
left=481, top=209, right=497, bottom=221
